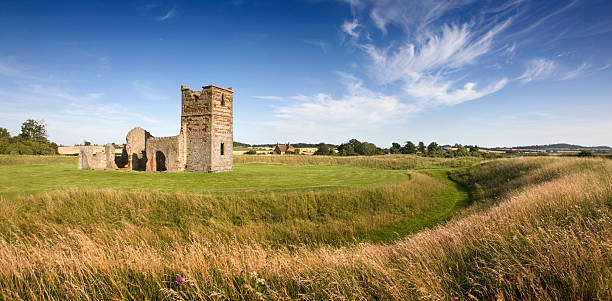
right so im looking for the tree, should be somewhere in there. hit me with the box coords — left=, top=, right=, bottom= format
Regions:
left=337, top=143, right=357, bottom=156
left=357, top=142, right=381, bottom=156
left=427, top=142, right=441, bottom=156
left=456, top=146, right=470, bottom=156
left=314, top=142, right=335, bottom=156
left=417, top=141, right=426, bottom=154
left=389, top=142, right=402, bottom=154
left=20, top=119, right=47, bottom=142
left=469, top=145, right=480, bottom=156
left=577, top=150, right=595, bottom=157
left=0, top=127, right=10, bottom=138
left=84, top=141, right=92, bottom=146
left=401, top=141, right=417, bottom=154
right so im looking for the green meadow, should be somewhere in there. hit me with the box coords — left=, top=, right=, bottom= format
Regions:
left=0, top=155, right=610, bottom=300
left=0, top=155, right=409, bottom=199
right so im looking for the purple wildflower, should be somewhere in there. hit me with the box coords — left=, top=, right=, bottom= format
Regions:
left=175, top=277, right=185, bottom=285
left=182, top=243, right=187, bottom=248
left=451, top=297, right=459, bottom=301
left=206, top=279, right=211, bottom=285
left=120, top=247, right=125, bottom=251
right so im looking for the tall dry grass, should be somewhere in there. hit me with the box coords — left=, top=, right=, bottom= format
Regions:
left=0, top=157, right=610, bottom=300
left=235, top=154, right=482, bottom=169
left=0, top=171, right=458, bottom=248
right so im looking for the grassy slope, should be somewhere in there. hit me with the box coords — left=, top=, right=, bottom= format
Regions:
left=0, top=160, right=409, bottom=199
left=1, top=156, right=607, bottom=300
left=360, top=168, right=471, bottom=243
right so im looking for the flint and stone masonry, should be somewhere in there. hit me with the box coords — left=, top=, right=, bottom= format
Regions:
left=78, top=84, right=234, bottom=173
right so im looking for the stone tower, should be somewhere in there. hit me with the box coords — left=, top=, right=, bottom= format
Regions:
left=180, top=85, right=234, bottom=172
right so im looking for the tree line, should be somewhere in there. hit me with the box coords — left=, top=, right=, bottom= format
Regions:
left=313, top=139, right=500, bottom=158
left=0, top=119, right=59, bottom=155
left=313, top=139, right=384, bottom=156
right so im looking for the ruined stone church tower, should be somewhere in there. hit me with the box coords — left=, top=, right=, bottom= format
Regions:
left=80, top=84, right=234, bottom=173
left=179, top=84, right=234, bottom=172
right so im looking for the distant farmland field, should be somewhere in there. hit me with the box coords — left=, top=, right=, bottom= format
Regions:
left=0, top=155, right=610, bottom=300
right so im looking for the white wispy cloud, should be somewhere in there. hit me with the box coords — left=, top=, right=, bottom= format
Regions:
left=362, top=20, right=511, bottom=83
left=510, top=0, right=578, bottom=38
left=341, top=19, right=359, bottom=38
left=254, top=95, right=283, bottom=101
left=304, top=40, right=327, bottom=54
left=357, top=18, right=511, bottom=106
left=403, top=77, right=509, bottom=106
left=267, top=72, right=415, bottom=135
left=0, top=58, right=46, bottom=80
left=362, top=0, right=488, bottom=37
left=561, top=62, right=590, bottom=80
left=517, top=58, right=556, bottom=84
left=156, top=5, right=177, bottom=21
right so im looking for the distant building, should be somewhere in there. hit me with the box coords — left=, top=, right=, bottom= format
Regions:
left=273, top=142, right=295, bottom=155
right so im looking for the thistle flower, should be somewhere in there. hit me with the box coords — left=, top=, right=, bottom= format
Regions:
left=176, top=277, right=185, bottom=285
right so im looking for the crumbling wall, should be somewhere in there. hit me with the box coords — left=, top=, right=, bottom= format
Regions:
left=104, top=143, right=118, bottom=169
left=77, top=145, right=117, bottom=170
left=78, top=147, right=93, bottom=170
left=145, top=135, right=182, bottom=172
left=126, top=127, right=151, bottom=171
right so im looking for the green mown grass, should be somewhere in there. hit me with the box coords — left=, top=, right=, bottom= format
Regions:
left=357, top=168, right=471, bottom=243
left=0, top=159, right=409, bottom=200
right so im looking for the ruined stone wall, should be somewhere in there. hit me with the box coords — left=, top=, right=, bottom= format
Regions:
left=126, top=127, right=151, bottom=171
left=79, top=84, right=233, bottom=173
left=210, top=86, right=234, bottom=172
left=181, top=86, right=213, bottom=172
left=145, top=135, right=183, bottom=172
left=77, top=143, right=117, bottom=170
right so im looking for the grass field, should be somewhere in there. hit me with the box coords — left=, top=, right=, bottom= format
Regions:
left=235, top=153, right=483, bottom=169
left=0, top=156, right=410, bottom=199
left=0, top=155, right=610, bottom=300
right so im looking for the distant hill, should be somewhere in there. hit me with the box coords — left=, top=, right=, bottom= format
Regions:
left=233, top=141, right=251, bottom=147
left=492, top=143, right=612, bottom=151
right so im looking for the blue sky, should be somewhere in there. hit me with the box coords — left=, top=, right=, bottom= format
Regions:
left=1, top=0, right=611, bottom=147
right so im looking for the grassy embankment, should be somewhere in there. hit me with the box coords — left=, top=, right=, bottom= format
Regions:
left=1, top=155, right=610, bottom=299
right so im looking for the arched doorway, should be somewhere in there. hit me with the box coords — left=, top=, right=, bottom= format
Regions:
left=155, top=151, right=167, bottom=171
